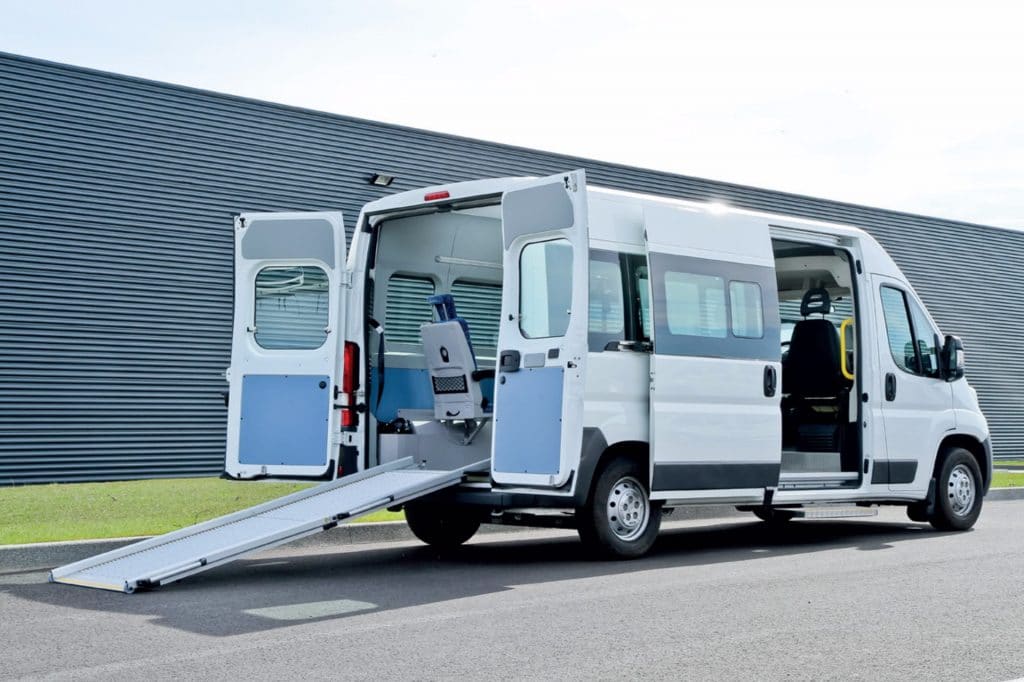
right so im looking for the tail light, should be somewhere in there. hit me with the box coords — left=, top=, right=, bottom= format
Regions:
left=341, top=341, right=359, bottom=428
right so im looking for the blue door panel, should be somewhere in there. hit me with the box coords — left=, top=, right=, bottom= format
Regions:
left=239, top=374, right=330, bottom=466
left=492, top=367, right=564, bottom=475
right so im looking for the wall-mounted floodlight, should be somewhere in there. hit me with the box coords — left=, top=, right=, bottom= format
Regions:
left=370, top=173, right=395, bottom=187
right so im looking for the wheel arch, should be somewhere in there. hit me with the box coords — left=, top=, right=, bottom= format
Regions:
left=574, top=430, right=649, bottom=506
left=937, top=433, right=991, bottom=493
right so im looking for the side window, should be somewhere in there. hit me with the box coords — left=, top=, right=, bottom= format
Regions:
left=879, top=286, right=919, bottom=374
left=729, top=281, right=764, bottom=339
left=589, top=251, right=625, bottom=350
left=648, top=252, right=778, bottom=360
left=451, top=279, right=502, bottom=350
left=385, top=274, right=435, bottom=345
left=663, top=271, right=727, bottom=338
left=908, top=296, right=941, bottom=378
left=520, top=239, right=573, bottom=338
left=254, top=266, right=329, bottom=350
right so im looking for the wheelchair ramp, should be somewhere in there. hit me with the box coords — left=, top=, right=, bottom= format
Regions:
left=50, top=458, right=472, bottom=593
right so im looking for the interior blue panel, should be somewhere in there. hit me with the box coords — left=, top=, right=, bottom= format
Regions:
left=239, top=374, right=330, bottom=466
left=492, top=367, right=564, bottom=475
left=370, top=368, right=433, bottom=422
left=479, top=377, right=495, bottom=412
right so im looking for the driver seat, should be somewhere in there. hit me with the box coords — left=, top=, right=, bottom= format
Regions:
left=783, top=288, right=845, bottom=398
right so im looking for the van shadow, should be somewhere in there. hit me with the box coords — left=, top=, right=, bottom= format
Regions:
left=5, top=518, right=936, bottom=637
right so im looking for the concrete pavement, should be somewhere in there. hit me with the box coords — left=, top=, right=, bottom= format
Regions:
left=3, top=501, right=1024, bottom=680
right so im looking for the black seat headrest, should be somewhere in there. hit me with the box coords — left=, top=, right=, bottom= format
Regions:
left=800, top=288, right=832, bottom=317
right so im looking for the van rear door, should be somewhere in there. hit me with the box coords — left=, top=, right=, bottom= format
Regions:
left=491, top=171, right=589, bottom=488
left=644, top=205, right=782, bottom=500
left=225, top=212, right=347, bottom=479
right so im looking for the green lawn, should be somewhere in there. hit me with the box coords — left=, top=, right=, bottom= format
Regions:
left=0, top=478, right=404, bottom=545
left=3, top=468, right=1023, bottom=545
left=994, top=460, right=1024, bottom=467
left=992, top=470, right=1024, bottom=489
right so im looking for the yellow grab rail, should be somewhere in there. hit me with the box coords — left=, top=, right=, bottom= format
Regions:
left=840, top=318, right=855, bottom=380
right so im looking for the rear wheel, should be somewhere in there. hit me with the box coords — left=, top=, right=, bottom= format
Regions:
left=928, top=447, right=983, bottom=531
left=404, top=501, right=480, bottom=549
left=576, top=456, right=661, bottom=559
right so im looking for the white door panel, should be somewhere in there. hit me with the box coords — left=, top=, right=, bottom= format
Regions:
left=225, top=211, right=347, bottom=479
left=646, top=206, right=781, bottom=499
left=873, top=275, right=953, bottom=491
left=491, top=171, right=589, bottom=488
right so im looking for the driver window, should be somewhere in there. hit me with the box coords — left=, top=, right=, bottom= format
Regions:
left=908, top=296, right=941, bottom=378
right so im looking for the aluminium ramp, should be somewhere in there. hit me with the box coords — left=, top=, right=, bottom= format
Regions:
left=50, top=458, right=472, bottom=593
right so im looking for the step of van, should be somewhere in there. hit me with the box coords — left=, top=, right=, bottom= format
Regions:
left=777, top=471, right=859, bottom=489
left=787, top=505, right=878, bottom=520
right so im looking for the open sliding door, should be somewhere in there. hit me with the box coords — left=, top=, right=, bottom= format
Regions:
left=491, top=171, right=589, bottom=488
left=645, top=204, right=781, bottom=501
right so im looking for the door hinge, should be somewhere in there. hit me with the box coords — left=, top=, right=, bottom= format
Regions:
left=340, top=271, right=353, bottom=288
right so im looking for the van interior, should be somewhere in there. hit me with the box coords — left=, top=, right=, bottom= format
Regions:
left=773, top=239, right=861, bottom=488
left=363, top=208, right=862, bottom=489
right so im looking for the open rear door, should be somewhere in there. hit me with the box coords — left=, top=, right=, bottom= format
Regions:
left=225, top=212, right=347, bottom=479
left=645, top=204, right=782, bottom=500
left=491, top=170, right=589, bottom=488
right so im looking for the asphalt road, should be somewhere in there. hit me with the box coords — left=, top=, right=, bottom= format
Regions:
left=3, top=502, right=1023, bottom=681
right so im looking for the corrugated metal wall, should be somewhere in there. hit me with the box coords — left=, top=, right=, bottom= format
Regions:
left=1, top=51, right=1021, bottom=483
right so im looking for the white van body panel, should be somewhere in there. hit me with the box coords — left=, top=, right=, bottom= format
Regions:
left=227, top=173, right=990, bottom=515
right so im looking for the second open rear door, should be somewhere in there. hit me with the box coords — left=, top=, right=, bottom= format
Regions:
left=491, top=171, right=589, bottom=488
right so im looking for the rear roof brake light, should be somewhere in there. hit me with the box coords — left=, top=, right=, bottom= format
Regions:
left=424, top=190, right=450, bottom=201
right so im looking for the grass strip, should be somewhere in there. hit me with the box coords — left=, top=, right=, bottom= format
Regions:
left=0, top=478, right=403, bottom=545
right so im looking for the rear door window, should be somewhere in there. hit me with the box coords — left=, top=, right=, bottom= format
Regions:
left=254, top=266, right=329, bottom=349
left=519, top=239, right=573, bottom=338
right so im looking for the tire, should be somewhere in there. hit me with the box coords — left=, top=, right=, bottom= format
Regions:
left=576, top=456, right=661, bottom=559
left=928, top=447, right=983, bottom=531
left=404, top=501, right=481, bottom=549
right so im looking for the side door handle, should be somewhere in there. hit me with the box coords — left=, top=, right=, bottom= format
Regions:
left=885, top=372, right=897, bottom=401
left=763, top=365, right=777, bottom=397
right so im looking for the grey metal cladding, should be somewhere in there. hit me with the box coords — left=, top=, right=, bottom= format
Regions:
left=501, top=181, right=574, bottom=247
left=1, top=50, right=1022, bottom=484
left=241, top=218, right=335, bottom=267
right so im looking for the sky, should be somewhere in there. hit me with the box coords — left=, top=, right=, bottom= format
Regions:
left=1, top=0, right=1021, bottom=228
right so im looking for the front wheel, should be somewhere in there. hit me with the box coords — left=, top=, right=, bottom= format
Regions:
left=928, top=447, right=983, bottom=531
left=404, top=501, right=481, bottom=549
left=576, top=456, right=661, bottom=559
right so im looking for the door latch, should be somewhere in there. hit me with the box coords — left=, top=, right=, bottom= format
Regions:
left=885, top=373, right=897, bottom=401
left=763, top=365, right=777, bottom=397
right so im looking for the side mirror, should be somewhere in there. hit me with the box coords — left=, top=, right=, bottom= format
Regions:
left=941, top=335, right=965, bottom=382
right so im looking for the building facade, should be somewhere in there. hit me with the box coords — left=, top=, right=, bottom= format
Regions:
left=1, top=52, right=1020, bottom=484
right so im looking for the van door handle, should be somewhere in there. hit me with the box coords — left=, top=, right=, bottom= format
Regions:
left=885, top=373, right=897, bottom=401
left=763, top=365, right=777, bottom=397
